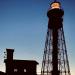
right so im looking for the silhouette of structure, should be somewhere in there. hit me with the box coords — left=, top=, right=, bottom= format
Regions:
left=4, top=49, right=38, bottom=75
left=41, top=1, right=71, bottom=75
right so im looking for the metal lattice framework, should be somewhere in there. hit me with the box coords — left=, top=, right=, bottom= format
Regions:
left=41, top=28, right=71, bottom=75
left=41, top=1, right=71, bottom=75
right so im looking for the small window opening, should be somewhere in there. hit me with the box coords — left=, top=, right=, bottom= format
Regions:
left=14, top=69, right=18, bottom=72
left=24, top=69, right=26, bottom=72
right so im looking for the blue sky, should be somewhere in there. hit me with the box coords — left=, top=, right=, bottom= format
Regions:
left=0, top=0, right=75, bottom=75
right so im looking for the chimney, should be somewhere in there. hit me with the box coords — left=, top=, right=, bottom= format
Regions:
left=4, top=49, right=14, bottom=74
left=6, top=48, right=14, bottom=61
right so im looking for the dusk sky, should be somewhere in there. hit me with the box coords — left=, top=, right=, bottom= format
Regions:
left=0, top=0, right=75, bottom=75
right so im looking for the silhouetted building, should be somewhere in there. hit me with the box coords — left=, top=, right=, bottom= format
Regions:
left=4, top=49, right=38, bottom=75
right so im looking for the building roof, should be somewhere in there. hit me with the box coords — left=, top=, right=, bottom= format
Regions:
left=4, top=59, right=39, bottom=65
left=13, top=59, right=39, bottom=64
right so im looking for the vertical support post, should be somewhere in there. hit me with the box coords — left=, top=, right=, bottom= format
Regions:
left=52, top=28, right=59, bottom=75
